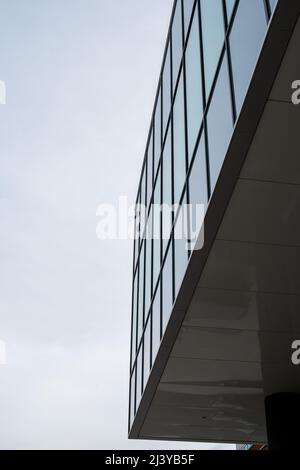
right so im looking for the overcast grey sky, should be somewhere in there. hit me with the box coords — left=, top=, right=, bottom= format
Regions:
left=0, top=0, right=232, bottom=450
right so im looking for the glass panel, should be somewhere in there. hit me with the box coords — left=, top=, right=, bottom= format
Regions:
left=162, top=242, right=173, bottom=333
left=140, top=166, right=146, bottom=238
left=131, top=272, right=138, bottom=367
left=230, top=0, right=267, bottom=115
left=130, top=369, right=136, bottom=427
left=207, top=54, right=233, bottom=192
left=183, top=0, right=195, bottom=37
left=188, top=135, right=207, bottom=251
left=143, top=316, right=151, bottom=388
left=136, top=346, right=142, bottom=410
left=152, top=166, right=161, bottom=289
left=172, top=0, right=183, bottom=89
left=162, top=124, right=172, bottom=257
left=152, top=284, right=161, bottom=364
left=189, top=134, right=208, bottom=209
left=226, top=0, right=236, bottom=21
left=174, top=194, right=189, bottom=297
left=144, top=217, right=152, bottom=318
left=269, top=0, right=278, bottom=13
left=134, top=192, right=141, bottom=266
left=154, top=88, right=162, bottom=180
left=162, top=43, right=171, bottom=138
left=133, top=211, right=138, bottom=270
left=137, top=242, right=145, bottom=345
left=173, top=71, right=186, bottom=205
left=185, top=6, right=203, bottom=161
left=201, top=0, right=225, bottom=97
left=146, top=130, right=153, bottom=207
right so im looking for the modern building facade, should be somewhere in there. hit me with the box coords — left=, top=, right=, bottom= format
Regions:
left=129, top=0, right=300, bottom=449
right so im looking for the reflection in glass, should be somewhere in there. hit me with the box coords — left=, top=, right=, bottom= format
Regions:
left=173, top=72, right=186, bottom=205
left=143, top=316, right=151, bottom=387
left=201, top=0, right=225, bottom=97
left=152, top=284, right=161, bottom=363
left=162, top=44, right=171, bottom=138
left=207, top=55, right=233, bottom=192
left=230, top=0, right=267, bottom=115
left=162, top=242, right=173, bottom=333
left=172, top=0, right=183, bottom=89
left=185, top=6, right=203, bottom=161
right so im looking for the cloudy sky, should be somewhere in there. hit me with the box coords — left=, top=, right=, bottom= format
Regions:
left=0, top=0, right=232, bottom=450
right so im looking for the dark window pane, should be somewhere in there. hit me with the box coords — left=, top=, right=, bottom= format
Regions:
left=131, top=272, right=138, bottom=366
left=154, top=88, right=162, bottom=180
left=201, top=0, right=225, bottom=97
left=137, top=242, right=145, bottom=345
left=173, top=72, right=186, bottom=205
left=162, top=43, right=171, bottom=138
left=162, top=124, right=172, bottom=257
left=183, top=0, right=195, bottom=37
left=146, top=130, right=153, bottom=207
left=162, top=242, right=173, bottom=333
left=185, top=6, right=203, bottom=161
left=130, top=369, right=136, bottom=427
left=174, top=195, right=189, bottom=297
left=172, top=0, right=183, bottom=89
left=207, top=55, right=233, bottom=192
left=152, top=166, right=161, bottom=289
left=143, top=316, right=151, bottom=388
left=230, top=0, right=267, bottom=115
left=136, top=346, right=142, bottom=409
left=152, top=284, right=161, bottom=363
left=188, top=135, right=207, bottom=251
left=226, top=0, right=236, bottom=21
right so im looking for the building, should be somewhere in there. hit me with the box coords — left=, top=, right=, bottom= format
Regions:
left=129, top=0, right=300, bottom=450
